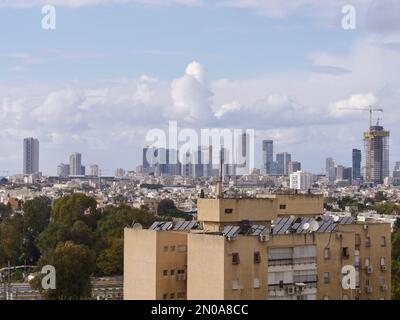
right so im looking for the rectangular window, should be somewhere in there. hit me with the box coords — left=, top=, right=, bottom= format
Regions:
left=254, top=251, right=261, bottom=264
left=177, top=292, right=185, bottom=299
left=177, top=245, right=187, bottom=252
left=225, top=208, right=233, bottom=214
left=365, top=279, right=370, bottom=286
left=177, top=269, right=185, bottom=274
left=232, top=253, right=240, bottom=265
left=324, top=248, right=331, bottom=260
left=381, top=236, right=386, bottom=247
left=170, top=269, right=175, bottom=276
left=355, top=234, right=361, bottom=246
left=170, top=293, right=175, bottom=299
left=365, top=237, right=371, bottom=247
left=253, top=278, right=261, bottom=289
left=170, top=246, right=176, bottom=252
left=232, top=279, right=239, bottom=290
left=324, top=272, right=330, bottom=284
left=163, top=246, right=169, bottom=252
left=280, top=204, right=287, bottom=210
left=380, top=257, right=386, bottom=267
left=342, top=247, right=349, bottom=258
left=163, top=270, right=168, bottom=276
left=163, top=293, right=168, bottom=300
left=365, top=257, right=370, bottom=267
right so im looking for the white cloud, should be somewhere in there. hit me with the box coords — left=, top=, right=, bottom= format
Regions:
left=170, top=61, right=213, bottom=123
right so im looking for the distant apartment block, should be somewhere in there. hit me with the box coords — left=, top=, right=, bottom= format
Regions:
left=124, top=192, right=391, bottom=300
left=23, top=137, right=39, bottom=175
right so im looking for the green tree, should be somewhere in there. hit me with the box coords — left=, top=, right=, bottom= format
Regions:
left=0, top=213, right=24, bottom=267
left=157, top=199, right=192, bottom=220
left=52, top=193, right=97, bottom=226
left=96, top=238, right=123, bottom=275
left=71, top=220, right=93, bottom=247
left=36, top=241, right=95, bottom=300
left=22, top=197, right=51, bottom=263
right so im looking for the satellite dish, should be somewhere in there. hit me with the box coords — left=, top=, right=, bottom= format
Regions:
left=310, top=220, right=319, bottom=232
left=333, top=216, right=340, bottom=222
left=132, top=223, right=143, bottom=230
left=302, top=223, right=310, bottom=231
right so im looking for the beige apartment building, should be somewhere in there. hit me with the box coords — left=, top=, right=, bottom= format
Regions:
left=124, top=193, right=391, bottom=300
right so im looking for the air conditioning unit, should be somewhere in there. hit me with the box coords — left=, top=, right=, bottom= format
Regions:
left=286, top=286, right=295, bottom=295
left=366, top=286, right=373, bottom=293
left=381, top=265, right=387, bottom=272
left=381, top=284, right=388, bottom=291
left=363, top=225, right=369, bottom=230
left=259, top=234, right=269, bottom=242
left=367, top=266, right=373, bottom=274
left=336, top=233, right=343, bottom=240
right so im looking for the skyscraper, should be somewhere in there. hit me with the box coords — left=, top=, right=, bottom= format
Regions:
left=23, top=137, right=39, bottom=175
left=325, top=157, right=336, bottom=181
left=236, top=133, right=251, bottom=176
left=89, top=164, right=99, bottom=177
left=276, top=152, right=291, bottom=176
left=288, top=161, right=301, bottom=175
left=364, top=124, right=390, bottom=185
left=352, top=149, right=362, bottom=180
left=57, top=163, right=69, bottom=178
left=262, top=140, right=274, bottom=175
left=69, top=152, right=82, bottom=176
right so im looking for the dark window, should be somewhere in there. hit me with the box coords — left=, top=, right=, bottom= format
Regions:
left=163, top=293, right=168, bottom=300
left=163, top=270, right=168, bottom=276
left=225, top=208, right=233, bottom=214
left=342, top=247, right=350, bottom=258
left=381, top=236, right=386, bottom=247
left=365, top=237, right=371, bottom=247
left=232, top=253, right=240, bottom=265
left=170, top=293, right=175, bottom=299
left=280, top=205, right=287, bottom=210
left=355, top=234, right=361, bottom=246
left=170, top=269, right=175, bottom=276
left=254, top=251, right=261, bottom=264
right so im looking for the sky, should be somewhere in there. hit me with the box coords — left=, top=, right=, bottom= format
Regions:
left=1, top=0, right=400, bottom=175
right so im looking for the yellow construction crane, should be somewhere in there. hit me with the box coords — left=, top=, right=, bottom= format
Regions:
left=337, top=105, right=383, bottom=128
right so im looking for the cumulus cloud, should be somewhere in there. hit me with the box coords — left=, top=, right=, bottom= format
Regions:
left=329, top=93, right=377, bottom=119
left=170, top=61, right=214, bottom=123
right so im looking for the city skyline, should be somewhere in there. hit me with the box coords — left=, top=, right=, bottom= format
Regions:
left=1, top=1, right=400, bottom=174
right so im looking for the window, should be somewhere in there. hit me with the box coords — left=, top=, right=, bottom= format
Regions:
left=254, top=251, right=261, bottom=264
left=381, top=236, right=386, bottom=247
left=177, top=292, right=185, bottom=299
left=170, top=269, right=175, bottom=276
left=163, top=293, right=168, bottom=300
left=342, top=247, right=349, bottom=258
left=225, top=208, right=233, bottom=214
left=170, top=246, right=176, bottom=252
left=365, top=279, right=370, bottom=286
left=355, top=234, right=361, bottom=246
left=177, top=245, right=187, bottom=252
left=365, top=257, right=370, bottom=267
left=170, top=293, right=175, bottom=299
left=365, top=237, right=371, bottom=247
left=279, top=204, right=287, bottom=210
left=253, top=278, right=261, bottom=289
left=324, top=272, right=330, bottom=284
left=232, top=253, right=240, bottom=265
left=324, top=248, right=331, bottom=260
left=380, top=257, right=386, bottom=267
left=232, top=279, right=239, bottom=290
left=177, top=269, right=185, bottom=274
left=163, top=246, right=168, bottom=252
left=163, top=270, right=168, bottom=276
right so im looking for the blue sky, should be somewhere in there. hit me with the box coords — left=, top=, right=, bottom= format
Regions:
left=1, top=0, right=400, bottom=175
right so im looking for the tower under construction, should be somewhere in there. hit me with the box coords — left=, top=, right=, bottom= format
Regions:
left=363, top=123, right=390, bottom=185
